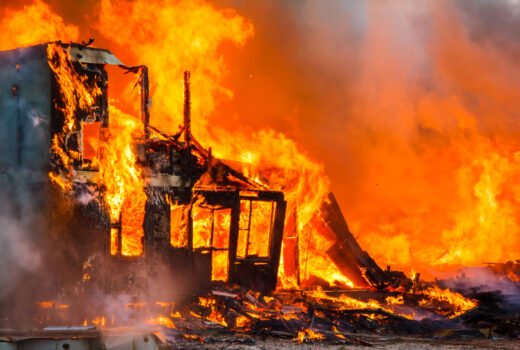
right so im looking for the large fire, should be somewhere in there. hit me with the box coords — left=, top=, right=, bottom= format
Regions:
left=0, top=0, right=79, bottom=51
left=2, top=0, right=520, bottom=294
left=0, top=0, right=343, bottom=289
left=93, top=0, right=343, bottom=287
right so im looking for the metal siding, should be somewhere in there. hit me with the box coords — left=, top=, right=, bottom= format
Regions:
left=0, top=44, right=52, bottom=176
left=0, top=343, right=17, bottom=350
left=0, top=45, right=52, bottom=219
left=0, top=58, right=18, bottom=171
left=18, top=339, right=90, bottom=350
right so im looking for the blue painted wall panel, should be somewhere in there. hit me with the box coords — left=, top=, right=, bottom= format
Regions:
left=0, top=44, right=52, bottom=182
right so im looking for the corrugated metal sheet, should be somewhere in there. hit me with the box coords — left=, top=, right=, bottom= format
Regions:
left=68, top=45, right=124, bottom=66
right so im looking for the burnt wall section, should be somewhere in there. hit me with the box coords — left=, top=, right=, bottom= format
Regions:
left=145, top=201, right=194, bottom=300
left=49, top=49, right=108, bottom=171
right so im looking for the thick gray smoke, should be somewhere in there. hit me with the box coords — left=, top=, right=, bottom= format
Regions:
left=0, top=89, right=52, bottom=301
left=439, top=266, right=520, bottom=298
left=0, top=177, right=44, bottom=301
left=0, top=97, right=53, bottom=310
left=0, top=213, right=42, bottom=300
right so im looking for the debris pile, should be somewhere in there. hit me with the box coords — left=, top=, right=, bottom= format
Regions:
left=135, top=282, right=519, bottom=345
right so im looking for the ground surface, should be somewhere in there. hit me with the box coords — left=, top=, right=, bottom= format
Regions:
left=169, top=333, right=520, bottom=349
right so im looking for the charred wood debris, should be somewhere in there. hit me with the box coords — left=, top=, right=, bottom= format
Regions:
left=31, top=269, right=519, bottom=347
left=148, top=277, right=520, bottom=347
left=63, top=269, right=517, bottom=348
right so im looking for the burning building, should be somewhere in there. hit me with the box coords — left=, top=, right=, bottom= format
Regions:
left=0, top=39, right=390, bottom=327
left=0, top=40, right=291, bottom=306
left=0, top=1, right=518, bottom=348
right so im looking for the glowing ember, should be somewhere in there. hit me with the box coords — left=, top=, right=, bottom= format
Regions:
left=309, top=289, right=383, bottom=310
left=198, top=296, right=228, bottom=327
left=92, top=316, right=106, bottom=327
left=35, top=301, right=68, bottom=309
left=307, top=288, right=414, bottom=320
left=235, top=315, right=251, bottom=329
left=332, top=326, right=346, bottom=340
left=294, top=328, right=325, bottom=343
left=385, top=295, right=404, bottom=305
left=148, top=316, right=176, bottom=329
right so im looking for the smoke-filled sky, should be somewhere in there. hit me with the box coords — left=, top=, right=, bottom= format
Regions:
left=3, top=0, right=520, bottom=275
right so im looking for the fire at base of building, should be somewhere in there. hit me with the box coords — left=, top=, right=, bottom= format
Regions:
left=0, top=42, right=386, bottom=327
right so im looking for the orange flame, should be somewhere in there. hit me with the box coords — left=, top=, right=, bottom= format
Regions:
left=100, top=105, right=146, bottom=256
left=308, top=288, right=414, bottom=320
left=0, top=0, right=79, bottom=51
left=95, top=0, right=352, bottom=286
left=385, top=295, right=404, bottom=305
left=95, top=0, right=254, bottom=137
left=47, top=43, right=102, bottom=169
left=197, top=296, right=228, bottom=327
left=148, top=316, right=176, bottom=329
left=294, top=328, right=325, bottom=343
left=420, top=286, right=477, bottom=318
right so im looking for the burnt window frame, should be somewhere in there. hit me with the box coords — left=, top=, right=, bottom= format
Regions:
left=236, top=198, right=277, bottom=261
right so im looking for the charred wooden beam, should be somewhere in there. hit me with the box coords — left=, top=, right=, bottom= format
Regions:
left=140, top=65, right=151, bottom=168
left=184, top=71, right=191, bottom=148
left=228, top=191, right=241, bottom=282
left=320, top=192, right=387, bottom=287
left=269, top=196, right=287, bottom=292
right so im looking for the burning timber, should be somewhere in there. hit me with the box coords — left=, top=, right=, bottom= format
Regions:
left=1, top=41, right=520, bottom=348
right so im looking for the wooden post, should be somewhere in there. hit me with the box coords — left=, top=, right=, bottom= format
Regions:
left=183, top=71, right=191, bottom=148
left=140, top=66, right=150, bottom=166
